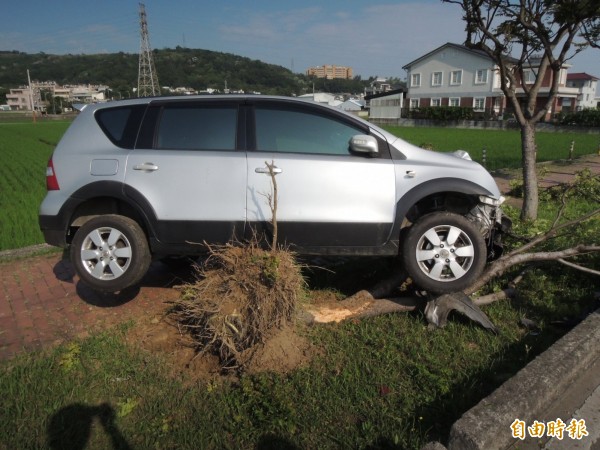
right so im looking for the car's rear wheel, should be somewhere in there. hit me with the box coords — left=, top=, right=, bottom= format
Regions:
left=70, top=215, right=151, bottom=292
left=401, top=212, right=486, bottom=294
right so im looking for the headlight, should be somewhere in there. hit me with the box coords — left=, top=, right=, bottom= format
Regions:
left=479, top=195, right=505, bottom=206
left=452, top=150, right=472, bottom=161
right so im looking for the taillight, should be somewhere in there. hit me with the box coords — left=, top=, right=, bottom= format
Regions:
left=46, top=157, right=60, bottom=191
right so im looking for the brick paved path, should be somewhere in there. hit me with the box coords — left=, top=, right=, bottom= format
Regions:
left=0, top=254, right=182, bottom=360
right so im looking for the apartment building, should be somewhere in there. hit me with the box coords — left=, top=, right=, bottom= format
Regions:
left=6, top=87, right=35, bottom=111
left=5, top=83, right=107, bottom=111
left=306, top=65, right=353, bottom=80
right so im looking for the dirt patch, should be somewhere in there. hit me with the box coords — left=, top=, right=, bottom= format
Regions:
left=127, top=310, right=317, bottom=382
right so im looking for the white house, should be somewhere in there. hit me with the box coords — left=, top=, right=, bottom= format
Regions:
left=566, top=73, right=599, bottom=110
left=402, top=42, right=505, bottom=115
left=403, top=42, right=581, bottom=120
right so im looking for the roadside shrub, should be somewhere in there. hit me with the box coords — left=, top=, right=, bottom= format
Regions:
left=408, top=106, right=474, bottom=121
left=542, top=168, right=600, bottom=202
left=558, top=108, right=600, bottom=127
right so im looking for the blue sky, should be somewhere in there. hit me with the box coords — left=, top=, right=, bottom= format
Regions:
left=2, top=0, right=599, bottom=81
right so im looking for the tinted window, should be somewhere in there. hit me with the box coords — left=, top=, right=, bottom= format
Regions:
left=156, top=106, right=237, bottom=150
left=95, top=105, right=146, bottom=149
left=255, top=107, right=364, bottom=155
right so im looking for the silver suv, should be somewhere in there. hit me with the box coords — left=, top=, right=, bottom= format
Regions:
left=39, top=95, right=506, bottom=293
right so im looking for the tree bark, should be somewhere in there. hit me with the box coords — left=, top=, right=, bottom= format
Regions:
left=520, top=121, right=539, bottom=221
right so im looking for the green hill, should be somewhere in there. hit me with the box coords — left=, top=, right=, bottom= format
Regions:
left=0, top=48, right=370, bottom=98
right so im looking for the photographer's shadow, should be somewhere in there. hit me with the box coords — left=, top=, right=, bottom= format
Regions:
left=47, top=403, right=132, bottom=450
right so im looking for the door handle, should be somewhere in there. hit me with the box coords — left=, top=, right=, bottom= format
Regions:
left=133, top=163, right=159, bottom=172
left=255, top=166, right=282, bottom=174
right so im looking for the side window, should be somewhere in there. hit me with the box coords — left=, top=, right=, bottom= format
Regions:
left=254, top=107, right=364, bottom=156
left=156, top=106, right=237, bottom=150
left=95, top=105, right=146, bottom=149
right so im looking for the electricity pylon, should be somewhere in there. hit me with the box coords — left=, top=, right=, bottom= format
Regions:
left=137, top=3, right=160, bottom=97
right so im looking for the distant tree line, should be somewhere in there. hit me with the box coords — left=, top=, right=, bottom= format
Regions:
left=0, top=48, right=387, bottom=98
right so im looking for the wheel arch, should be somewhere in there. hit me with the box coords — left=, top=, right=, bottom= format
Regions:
left=395, top=178, right=494, bottom=229
left=60, top=181, right=158, bottom=245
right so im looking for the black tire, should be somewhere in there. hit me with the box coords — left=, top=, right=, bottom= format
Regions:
left=401, top=212, right=486, bottom=294
left=70, top=215, right=151, bottom=292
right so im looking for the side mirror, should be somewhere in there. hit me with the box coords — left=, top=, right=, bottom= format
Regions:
left=349, top=134, right=379, bottom=156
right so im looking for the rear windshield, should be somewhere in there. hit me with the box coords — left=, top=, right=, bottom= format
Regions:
left=95, top=105, right=147, bottom=149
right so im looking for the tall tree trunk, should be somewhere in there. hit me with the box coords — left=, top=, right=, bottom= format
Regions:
left=520, top=122, right=539, bottom=221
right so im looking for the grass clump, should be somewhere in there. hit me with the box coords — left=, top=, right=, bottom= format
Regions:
left=172, top=241, right=305, bottom=372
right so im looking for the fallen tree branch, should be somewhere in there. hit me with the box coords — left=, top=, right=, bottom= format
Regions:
left=557, top=258, right=600, bottom=276
left=473, top=288, right=517, bottom=306
left=466, top=245, right=600, bottom=294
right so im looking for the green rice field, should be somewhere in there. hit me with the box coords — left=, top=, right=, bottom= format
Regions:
left=0, top=121, right=71, bottom=250
left=383, top=125, right=600, bottom=170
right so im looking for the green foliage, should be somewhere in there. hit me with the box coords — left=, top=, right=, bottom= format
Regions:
left=541, top=168, right=600, bottom=203
left=0, top=86, right=8, bottom=104
left=408, top=106, right=474, bottom=121
left=58, top=343, right=81, bottom=373
left=558, top=108, right=600, bottom=127
left=116, top=398, right=139, bottom=418
left=260, top=254, right=280, bottom=286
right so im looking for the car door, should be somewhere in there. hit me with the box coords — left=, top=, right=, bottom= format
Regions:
left=124, top=101, right=247, bottom=245
left=246, top=101, right=396, bottom=250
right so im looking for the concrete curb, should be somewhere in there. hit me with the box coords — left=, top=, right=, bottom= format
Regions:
left=446, top=309, right=600, bottom=450
left=0, top=243, right=56, bottom=262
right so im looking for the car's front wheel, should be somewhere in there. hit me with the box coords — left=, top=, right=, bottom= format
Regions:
left=70, top=215, right=151, bottom=292
left=401, top=212, right=486, bottom=294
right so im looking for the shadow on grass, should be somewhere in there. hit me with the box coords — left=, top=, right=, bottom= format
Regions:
left=47, top=403, right=132, bottom=450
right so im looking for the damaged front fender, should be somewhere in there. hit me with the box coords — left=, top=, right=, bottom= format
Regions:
left=466, top=195, right=512, bottom=261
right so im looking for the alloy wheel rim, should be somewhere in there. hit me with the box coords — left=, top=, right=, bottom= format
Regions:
left=80, top=227, right=133, bottom=280
left=415, top=224, right=475, bottom=282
